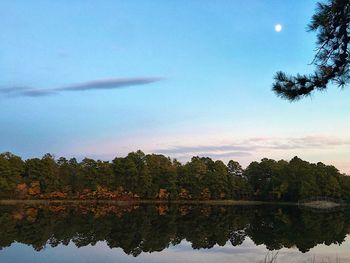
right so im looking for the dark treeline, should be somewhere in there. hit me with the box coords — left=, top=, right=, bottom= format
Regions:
left=0, top=151, right=349, bottom=201
left=0, top=204, right=349, bottom=254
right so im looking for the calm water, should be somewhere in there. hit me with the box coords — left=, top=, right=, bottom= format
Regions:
left=0, top=203, right=349, bottom=263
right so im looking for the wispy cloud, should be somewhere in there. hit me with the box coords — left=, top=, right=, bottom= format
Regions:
left=56, top=78, right=162, bottom=92
left=173, top=151, right=252, bottom=160
left=0, top=77, right=163, bottom=97
left=155, top=136, right=350, bottom=158
left=0, top=86, right=30, bottom=94
left=20, top=89, right=58, bottom=97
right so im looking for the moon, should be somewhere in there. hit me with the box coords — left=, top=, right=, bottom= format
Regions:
left=275, top=24, right=282, bottom=32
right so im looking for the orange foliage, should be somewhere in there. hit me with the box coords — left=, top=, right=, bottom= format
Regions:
left=77, top=186, right=136, bottom=201
left=26, top=207, right=38, bottom=222
left=13, top=211, right=24, bottom=221
left=28, top=181, right=41, bottom=196
left=48, top=205, right=66, bottom=213
left=158, top=189, right=169, bottom=199
left=178, top=188, right=191, bottom=199
left=15, top=183, right=28, bottom=198
left=157, top=204, right=169, bottom=215
left=41, top=191, right=67, bottom=199
left=13, top=183, right=139, bottom=201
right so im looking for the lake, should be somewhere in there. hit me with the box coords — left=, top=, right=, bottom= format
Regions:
left=0, top=203, right=349, bottom=263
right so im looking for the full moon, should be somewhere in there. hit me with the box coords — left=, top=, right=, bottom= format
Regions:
left=275, top=24, right=282, bottom=32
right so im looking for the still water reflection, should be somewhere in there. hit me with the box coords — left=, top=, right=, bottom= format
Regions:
left=0, top=203, right=349, bottom=262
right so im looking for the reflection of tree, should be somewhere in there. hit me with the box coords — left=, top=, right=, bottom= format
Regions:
left=0, top=204, right=349, bottom=256
left=230, top=229, right=246, bottom=246
left=0, top=207, right=17, bottom=248
left=246, top=206, right=349, bottom=252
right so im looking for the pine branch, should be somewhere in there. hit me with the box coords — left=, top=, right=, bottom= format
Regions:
left=273, top=0, right=350, bottom=101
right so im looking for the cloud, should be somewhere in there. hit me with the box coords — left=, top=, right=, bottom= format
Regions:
left=0, top=77, right=163, bottom=97
left=56, top=77, right=163, bottom=92
left=158, top=145, right=250, bottom=155
left=155, top=136, right=350, bottom=159
left=0, top=86, right=30, bottom=94
left=173, top=151, right=252, bottom=160
left=20, top=90, right=58, bottom=97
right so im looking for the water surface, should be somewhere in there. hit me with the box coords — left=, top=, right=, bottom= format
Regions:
left=0, top=203, right=349, bottom=262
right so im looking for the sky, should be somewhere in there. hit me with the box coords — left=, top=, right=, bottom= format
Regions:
left=1, top=0, right=350, bottom=173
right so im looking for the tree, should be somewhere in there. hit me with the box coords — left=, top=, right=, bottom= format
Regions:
left=79, top=158, right=99, bottom=191
left=270, top=160, right=290, bottom=200
left=95, top=160, right=114, bottom=189
left=57, top=157, right=78, bottom=193
left=288, top=157, right=321, bottom=200
left=314, top=162, right=342, bottom=198
left=245, top=159, right=277, bottom=200
left=0, top=152, right=24, bottom=197
left=180, top=157, right=210, bottom=199
left=145, top=154, right=177, bottom=198
left=67, top=158, right=81, bottom=193
left=24, top=154, right=60, bottom=193
left=0, top=151, right=348, bottom=201
left=227, top=160, right=244, bottom=177
left=41, top=153, right=60, bottom=192
left=273, top=0, right=350, bottom=100
left=209, top=160, right=230, bottom=199
left=231, top=176, right=252, bottom=200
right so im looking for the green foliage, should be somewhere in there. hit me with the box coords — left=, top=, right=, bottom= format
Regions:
left=228, top=160, right=244, bottom=177
left=0, top=151, right=348, bottom=201
left=145, top=154, right=177, bottom=197
left=0, top=152, right=24, bottom=197
left=245, top=156, right=347, bottom=201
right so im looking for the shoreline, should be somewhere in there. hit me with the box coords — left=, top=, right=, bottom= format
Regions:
left=0, top=199, right=301, bottom=206
left=0, top=199, right=346, bottom=209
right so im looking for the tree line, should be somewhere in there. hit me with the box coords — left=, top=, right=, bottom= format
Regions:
left=0, top=151, right=349, bottom=201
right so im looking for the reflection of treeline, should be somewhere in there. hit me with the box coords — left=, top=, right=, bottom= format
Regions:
left=0, top=204, right=349, bottom=255
left=0, top=151, right=349, bottom=201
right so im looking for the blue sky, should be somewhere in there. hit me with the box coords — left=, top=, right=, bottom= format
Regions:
left=1, top=0, right=350, bottom=173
